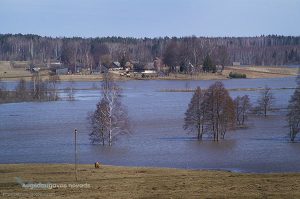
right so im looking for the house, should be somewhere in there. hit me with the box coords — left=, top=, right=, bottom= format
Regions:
left=50, top=66, right=69, bottom=75
left=32, top=67, right=41, bottom=73
left=233, top=62, right=241, bottom=66
left=145, top=62, right=155, bottom=70
left=91, top=66, right=107, bottom=74
left=109, top=61, right=122, bottom=70
left=141, top=70, right=157, bottom=78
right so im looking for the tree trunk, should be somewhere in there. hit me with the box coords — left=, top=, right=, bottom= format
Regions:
left=264, top=106, right=267, bottom=117
left=242, top=113, right=245, bottom=125
left=197, top=125, right=202, bottom=141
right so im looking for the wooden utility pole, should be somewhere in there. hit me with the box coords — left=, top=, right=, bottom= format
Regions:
left=74, top=128, right=78, bottom=181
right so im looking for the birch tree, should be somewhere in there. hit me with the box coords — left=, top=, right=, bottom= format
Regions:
left=89, top=98, right=109, bottom=145
left=89, top=73, right=130, bottom=145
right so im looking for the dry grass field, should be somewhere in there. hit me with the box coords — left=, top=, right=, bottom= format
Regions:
left=0, top=61, right=32, bottom=79
left=224, top=66, right=298, bottom=79
left=0, top=164, right=300, bottom=198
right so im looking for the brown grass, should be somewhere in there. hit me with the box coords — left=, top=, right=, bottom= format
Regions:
left=224, top=66, right=298, bottom=79
left=0, top=164, right=300, bottom=198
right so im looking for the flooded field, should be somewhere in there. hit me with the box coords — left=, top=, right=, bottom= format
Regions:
left=0, top=77, right=299, bottom=173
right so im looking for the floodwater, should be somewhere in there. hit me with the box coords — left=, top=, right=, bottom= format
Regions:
left=0, top=77, right=299, bottom=173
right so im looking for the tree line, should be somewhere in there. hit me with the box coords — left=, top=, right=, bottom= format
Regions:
left=184, top=82, right=246, bottom=141
left=184, top=80, right=300, bottom=142
left=1, top=34, right=300, bottom=73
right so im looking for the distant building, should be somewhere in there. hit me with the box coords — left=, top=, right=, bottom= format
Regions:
left=233, top=62, right=241, bottom=66
left=50, top=66, right=69, bottom=75
left=145, top=62, right=155, bottom=70
left=141, top=70, right=157, bottom=77
left=109, top=61, right=122, bottom=70
left=112, top=61, right=121, bottom=68
left=32, top=67, right=41, bottom=73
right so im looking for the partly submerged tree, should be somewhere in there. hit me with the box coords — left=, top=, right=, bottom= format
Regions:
left=184, top=87, right=205, bottom=140
left=183, top=82, right=235, bottom=141
left=15, top=78, right=29, bottom=101
left=257, top=86, right=275, bottom=117
left=48, top=74, right=60, bottom=101
left=65, top=80, right=75, bottom=101
left=234, top=95, right=251, bottom=126
left=287, top=88, right=300, bottom=141
left=89, top=72, right=130, bottom=146
left=287, top=70, right=300, bottom=141
left=204, top=82, right=235, bottom=140
left=89, top=98, right=109, bottom=145
left=0, top=78, right=8, bottom=102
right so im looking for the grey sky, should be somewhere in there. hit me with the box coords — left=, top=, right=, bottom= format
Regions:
left=1, top=0, right=299, bottom=38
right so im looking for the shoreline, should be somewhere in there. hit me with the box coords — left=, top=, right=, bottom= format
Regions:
left=0, top=65, right=297, bottom=82
left=0, top=73, right=296, bottom=82
left=1, top=163, right=300, bottom=198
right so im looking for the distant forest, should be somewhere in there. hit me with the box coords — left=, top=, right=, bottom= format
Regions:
left=0, top=34, right=300, bottom=71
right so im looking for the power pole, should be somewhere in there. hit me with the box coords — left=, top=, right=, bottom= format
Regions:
left=74, top=128, right=78, bottom=181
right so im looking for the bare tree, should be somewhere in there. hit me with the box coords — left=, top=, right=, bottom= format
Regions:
left=89, top=72, right=130, bottom=145
left=183, top=87, right=205, bottom=140
left=30, top=72, right=43, bottom=100
left=0, top=78, right=8, bottom=102
left=48, top=75, right=60, bottom=101
left=240, top=95, right=251, bottom=125
left=234, top=96, right=242, bottom=125
left=203, top=82, right=235, bottom=141
left=88, top=98, right=109, bottom=145
left=184, top=82, right=236, bottom=141
left=234, top=95, right=251, bottom=126
left=163, top=41, right=179, bottom=73
left=257, top=86, right=275, bottom=117
left=287, top=70, right=300, bottom=141
left=287, top=88, right=300, bottom=141
left=65, top=80, right=75, bottom=101
left=15, top=78, right=28, bottom=101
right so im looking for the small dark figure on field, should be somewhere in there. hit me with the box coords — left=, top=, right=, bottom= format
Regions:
left=94, top=162, right=100, bottom=169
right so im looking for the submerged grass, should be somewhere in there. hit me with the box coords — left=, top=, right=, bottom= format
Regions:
left=158, top=87, right=296, bottom=92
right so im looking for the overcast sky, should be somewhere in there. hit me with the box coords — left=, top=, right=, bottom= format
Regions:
left=1, top=0, right=300, bottom=38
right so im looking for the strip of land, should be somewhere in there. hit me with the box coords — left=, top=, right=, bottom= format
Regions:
left=0, top=61, right=298, bottom=81
left=0, top=164, right=300, bottom=198
left=159, top=87, right=296, bottom=92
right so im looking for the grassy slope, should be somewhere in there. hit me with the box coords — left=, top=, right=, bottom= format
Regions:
left=0, top=164, right=300, bottom=198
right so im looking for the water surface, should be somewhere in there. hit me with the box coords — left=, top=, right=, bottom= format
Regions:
left=0, top=77, right=299, bottom=173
